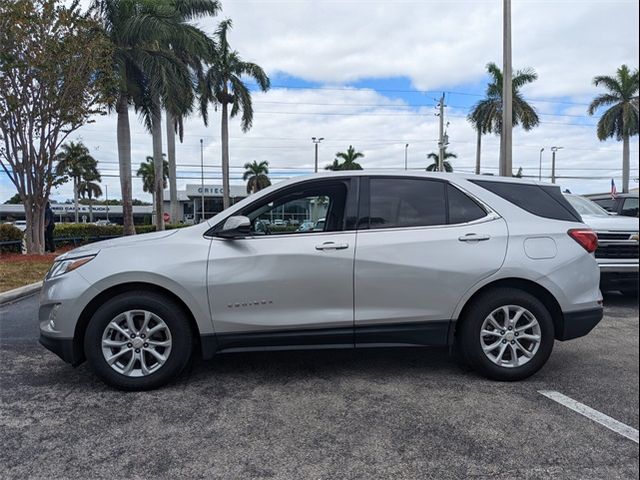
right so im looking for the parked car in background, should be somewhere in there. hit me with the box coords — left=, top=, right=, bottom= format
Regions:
left=94, top=220, right=114, bottom=226
left=272, top=219, right=286, bottom=227
left=313, top=218, right=326, bottom=231
left=565, top=194, right=639, bottom=295
left=586, top=192, right=639, bottom=217
left=40, top=172, right=603, bottom=390
left=13, top=220, right=27, bottom=232
left=297, top=220, right=315, bottom=232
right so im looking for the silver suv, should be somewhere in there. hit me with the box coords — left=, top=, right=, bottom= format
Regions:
left=39, top=172, right=603, bottom=390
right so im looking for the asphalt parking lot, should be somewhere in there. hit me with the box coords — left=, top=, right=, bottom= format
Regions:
left=1, top=294, right=638, bottom=479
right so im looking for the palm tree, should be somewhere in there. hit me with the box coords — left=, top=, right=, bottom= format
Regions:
left=136, top=156, right=169, bottom=213
left=325, top=145, right=364, bottom=170
left=55, top=142, right=100, bottom=223
left=78, top=180, right=103, bottom=223
left=243, top=161, right=271, bottom=194
left=468, top=62, right=540, bottom=174
left=588, top=65, right=639, bottom=193
left=93, top=0, right=218, bottom=234
left=165, top=1, right=220, bottom=225
left=426, top=148, right=456, bottom=172
left=199, top=19, right=271, bottom=210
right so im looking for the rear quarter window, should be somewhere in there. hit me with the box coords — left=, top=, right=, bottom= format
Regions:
left=470, top=180, right=582, bottom=222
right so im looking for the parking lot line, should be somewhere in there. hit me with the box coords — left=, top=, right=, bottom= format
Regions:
left=539, top=390, right=639, bottom=444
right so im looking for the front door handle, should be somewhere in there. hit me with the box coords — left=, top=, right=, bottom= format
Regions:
left=315, top=242, right=349, bottom=251
left=458, top=233, right=491, bottom=242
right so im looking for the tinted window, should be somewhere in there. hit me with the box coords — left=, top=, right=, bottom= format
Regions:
left=621, top=198, right=639, bottom=217
left=447, top=185, right=487, bottom=224
left=592, top=198, right=615, bottom=211
left=368, top=178, right=446, bottom=228
left=470, top=180, right=581, bottom=222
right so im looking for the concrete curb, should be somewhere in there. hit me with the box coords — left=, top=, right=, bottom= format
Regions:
left=0, top=281, right=42, bottom=306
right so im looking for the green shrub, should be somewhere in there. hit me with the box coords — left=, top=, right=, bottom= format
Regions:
left=0, top=224, right=23, bottom=253
left=51, top=223, right=192, bottom=248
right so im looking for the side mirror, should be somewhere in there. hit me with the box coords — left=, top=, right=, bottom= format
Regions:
left=217, top=215, right=251, bottom=239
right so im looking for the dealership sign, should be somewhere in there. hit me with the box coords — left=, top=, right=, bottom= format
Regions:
left=185, top=184, right=246, bottom=198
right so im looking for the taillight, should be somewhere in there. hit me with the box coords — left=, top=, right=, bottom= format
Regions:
left=568, top=228, right=598, bottom=253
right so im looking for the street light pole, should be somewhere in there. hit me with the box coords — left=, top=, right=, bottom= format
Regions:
left=105, top=184, right=109, bottom=222
left=200, top=138, right=205, bottom=222
left=538, top=148, right=545, bottom=181
left=312, top=137, right=324, bottom=173
left=500, top=0, right=513, bottom=177
left=404, top=144, right=409, bottom=170
left=551, top=146, right=563, bottom=184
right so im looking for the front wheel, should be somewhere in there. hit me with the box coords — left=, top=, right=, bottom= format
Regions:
left=458, top=288, right=555, bottom=381
left=84, top=291, right=193, bottom=391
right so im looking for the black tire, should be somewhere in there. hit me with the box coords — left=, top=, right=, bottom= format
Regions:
left=457, top=288, right=555, bottom=381
left=84, top=291, right=194, bottom=391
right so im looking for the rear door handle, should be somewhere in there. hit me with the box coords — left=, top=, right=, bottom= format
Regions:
left=458, top=233, right=491, bottom=242
left=315, top=242, right=349, bottom=250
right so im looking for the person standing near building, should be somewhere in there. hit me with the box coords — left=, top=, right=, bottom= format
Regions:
left=44, top=202, right=56, bottom=253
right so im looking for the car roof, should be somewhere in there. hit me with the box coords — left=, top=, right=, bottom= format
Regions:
left=281, top=170, right=549, bottom=187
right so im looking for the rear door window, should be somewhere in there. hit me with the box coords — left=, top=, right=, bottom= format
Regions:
left=367, top=178, right=446, bottom=229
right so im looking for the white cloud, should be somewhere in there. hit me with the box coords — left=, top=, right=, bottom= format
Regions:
left=209, top=0, right=639, bottom=97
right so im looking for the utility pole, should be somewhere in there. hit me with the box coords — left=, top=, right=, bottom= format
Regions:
left=200, top=139, right=205, bottom=222
left=105, top=184, right=109, bottom=222
left=500, top=0, right=513, bottom=177
left=538, top=148, right=545, bottom=181
left=404, top=144, right=409, bottom=170
left=312, top=137, right=324, bottom=173
left=437, top=93, right=445, bottom=172
left=551, top=146, right=563, bottom=184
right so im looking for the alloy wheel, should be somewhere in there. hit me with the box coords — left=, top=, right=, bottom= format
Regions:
left=101, top=310, right=172, bottom=377
left=479, top=305, right=541, bottom=368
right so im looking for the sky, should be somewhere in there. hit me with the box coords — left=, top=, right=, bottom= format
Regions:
left=1, top=0, right=639, bottom=203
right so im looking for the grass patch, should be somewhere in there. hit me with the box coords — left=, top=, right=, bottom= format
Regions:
left=0, top=250, right=70, bottom=293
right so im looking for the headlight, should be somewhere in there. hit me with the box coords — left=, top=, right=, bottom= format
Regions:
left=47, top=255, right=96, bottom=280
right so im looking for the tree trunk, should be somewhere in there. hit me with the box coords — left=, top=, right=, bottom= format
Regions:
left=152, top=96, right=165, bottom=231
left=73, top=177, right=79, bottom=223
left=221, top=101, right=230, bottom=210
left=89, top=195, right=93, bottom=223
left=475, top=129, right=482, bottom=175
left=24, top=197, right=45, bottom=254
left=166, top=112, right=179, bottom=224
left=116, top=94, right=135, bottom=235
left=622, top=133, right=630, bottom=193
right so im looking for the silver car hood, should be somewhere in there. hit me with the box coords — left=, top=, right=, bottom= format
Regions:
left=580, top=214, right=639, bottom=232
left=56, top=229, right=180, bottom=260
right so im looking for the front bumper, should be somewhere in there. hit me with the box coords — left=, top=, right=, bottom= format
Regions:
left=39, top=332, right=82, bottom=365
left=556, top=307, right=604, bottom=341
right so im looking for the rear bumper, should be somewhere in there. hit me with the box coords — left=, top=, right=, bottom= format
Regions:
left=556, top=307, right=604, bottom=341
left=39, top=333, right=81, bottom=366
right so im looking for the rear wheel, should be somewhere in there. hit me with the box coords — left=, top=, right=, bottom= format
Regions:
left=458, top=288, right=555, bottom=381
left=84, top=291, right=193, bottom=391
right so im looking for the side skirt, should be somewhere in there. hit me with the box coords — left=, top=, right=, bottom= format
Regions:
left=200, top=320, right=451, bottom=359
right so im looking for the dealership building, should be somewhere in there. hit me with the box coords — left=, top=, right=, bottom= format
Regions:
left=0, top=184, right=248, bottom=225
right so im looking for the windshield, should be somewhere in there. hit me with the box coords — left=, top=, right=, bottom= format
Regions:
left=565, top=195, right=610, bottom=217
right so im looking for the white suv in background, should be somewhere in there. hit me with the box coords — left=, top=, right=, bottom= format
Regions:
left=565, top=194, right=639, bottom=295
left=39, top=172, right=603, bottom=390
